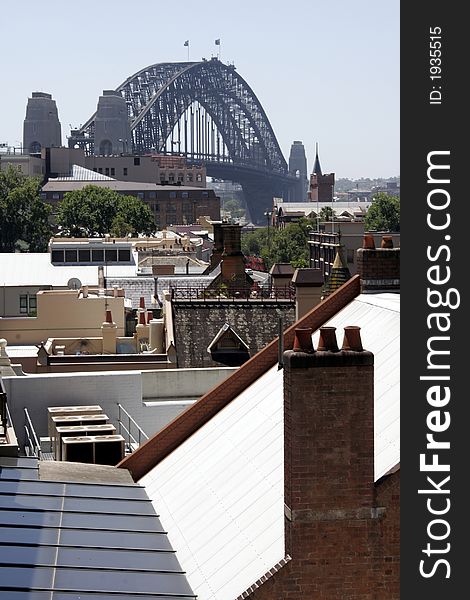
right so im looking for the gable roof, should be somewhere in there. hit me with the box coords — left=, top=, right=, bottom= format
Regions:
left=137, top=292, right=400, bottom=599
left=118, top=275, right=361, bottom=480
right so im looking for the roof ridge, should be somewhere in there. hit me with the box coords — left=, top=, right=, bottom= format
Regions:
left=118, top=275, right=361, bottom=480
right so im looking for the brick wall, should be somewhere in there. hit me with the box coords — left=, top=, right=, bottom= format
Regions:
left=173, top=303, right=296, bottom=368
left=247, top=342, right=399, bottom=600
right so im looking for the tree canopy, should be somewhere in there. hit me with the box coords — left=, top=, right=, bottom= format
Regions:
left=56, top=186, right=155, bottom=237
left=364, top=192, right=400, bottom=232
left=242, top=218, right=315, bottom=270
left=0, top=166, right=51, bottom=252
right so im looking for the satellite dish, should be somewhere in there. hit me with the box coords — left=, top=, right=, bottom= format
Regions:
left=67, top=277, right=82, bottom=290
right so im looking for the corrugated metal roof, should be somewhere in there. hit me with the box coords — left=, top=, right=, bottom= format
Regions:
left=0, top=456, right=196, bottom=599
left=312, top=292, right=400, bottom=480
left=139, top=292, right=399, bottom=598
left=140, top=365, right=285, bottom=600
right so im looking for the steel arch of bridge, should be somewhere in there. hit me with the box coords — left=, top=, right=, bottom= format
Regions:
left=75, top=58, right=300, bottom=221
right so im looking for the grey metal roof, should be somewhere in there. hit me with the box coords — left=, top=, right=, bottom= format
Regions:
left=0, top=456, right=196, bottom=599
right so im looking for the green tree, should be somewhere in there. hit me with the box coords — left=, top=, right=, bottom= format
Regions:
left=365, top=192, right=400, bottom=232
left=57, top=185, right=155, bottom=237
left=319, top=206, right=334, bottom=222
left=0, top=166, right=51, bottom=251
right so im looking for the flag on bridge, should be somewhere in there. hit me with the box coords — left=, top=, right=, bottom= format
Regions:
left=184, top=40, right=189, bottom=47
left=215, top=39, right=220, bottom=45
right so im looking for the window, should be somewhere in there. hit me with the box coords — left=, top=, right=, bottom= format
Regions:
left=65, top=249, right=78, bottom=263
left=51, top=249, right=64, bottom=263
left=105, top=249, right=118, bottom=262
left=78, top=249, right=91, bottom=262
left=52, top=193, right=60, bottom=200
left=169, top=191, right=177, bottom=199
left=178, top=173, right=184, bottom=182
left=154, top=204, right=160, bottom=212
left=93, top=167, right=97, bottom=172
left=118, top=249, right=131, bottom=262
left=98, top=168, right=103, bottom=174
left=182, top=191, right=189, bottom=199
left=134, top=157, right=140, bottom=166
left=196, top=173, right=202, bottom=182
left=123, top=167, right=128, bottom=176
left=202, top=191, right=208, bottom=198
left=149, top=191, right=156, bottom=199
left=187, top=174, right=193, bottom=182
left=92, top=249, right=104, bottom=262
left=105, top=168, right=110, bottom=176
left=137, top=192, right=144, bottom=199
left=20, top=294, right=37, bottom=315
left=168, top=173, right=175, bottom=183
left=111, top=168, right=115, bottom=176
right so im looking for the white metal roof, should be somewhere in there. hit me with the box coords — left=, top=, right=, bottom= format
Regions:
left=140, top=292, right=400, bottom=599
left=312, top=292, right=400, bottom=480
left=0, top=254, right=138, bottom=287
left=140, top=364, right=285, bottom=600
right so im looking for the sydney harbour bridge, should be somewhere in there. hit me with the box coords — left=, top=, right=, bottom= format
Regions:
left=68, top=58, right=302, bottom=223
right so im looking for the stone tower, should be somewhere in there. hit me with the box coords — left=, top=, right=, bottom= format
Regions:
left=288, top=140, right=309, bottom=201
left=94, top=90, right=132, bottom=156
left=23, top=92, right=62, bottom=154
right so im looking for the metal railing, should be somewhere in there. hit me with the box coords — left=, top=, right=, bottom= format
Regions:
left=24, top=408, right=41, bottom=459
left=0, top=379, right=8, bottom=441
left=171, top=285, right=295, bottom=302
left=117, top=404, right=149, bottom=453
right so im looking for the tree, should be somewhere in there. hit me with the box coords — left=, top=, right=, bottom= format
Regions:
left=0, top=166, right=51, bottom=252
left=319, top=206, right=334, bottom=222
left=365, top=192, right=400, bottom=232
left=57, top=185, right=155, bottom=237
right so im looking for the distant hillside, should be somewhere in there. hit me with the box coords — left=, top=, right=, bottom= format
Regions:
left=335, top=177, right=400, bottom=193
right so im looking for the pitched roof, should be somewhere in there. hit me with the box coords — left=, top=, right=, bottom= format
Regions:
left=137, top=292, right=400, bottom=599
left=119, top=275, right=361, bottom=480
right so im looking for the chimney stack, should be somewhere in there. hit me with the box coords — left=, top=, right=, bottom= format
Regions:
left=278, top=326, right=376, bottom=595
left=292, top=268, right=324, bottom=320
left=101, top=310, right=117, bottom=354
left=357, top=234, right=400, bottom=292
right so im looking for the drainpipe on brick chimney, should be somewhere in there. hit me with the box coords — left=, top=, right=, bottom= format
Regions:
left=101, top=310, right=117, bottom=355
left=281, top=326, right=375, bottom=589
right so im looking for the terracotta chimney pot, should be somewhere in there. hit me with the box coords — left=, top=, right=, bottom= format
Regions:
left=317, top=326, right=339, bottom=352
left=293, top=327, right=314, bottom=353
left=381, top=235, right=394, bottom=248
left=105, top=310, right=113, bottom=324
left=139, top=296, right=146, bottom=309
left=363, top=234, right=375, bottom=249
left=341, top=326, right=363, bottom=352
left=139, top=311, right=146, bottom=325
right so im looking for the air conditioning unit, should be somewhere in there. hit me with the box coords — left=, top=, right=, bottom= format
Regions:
left=55, top=423, right=116, bottom=461
left=47, top=405, right=103, bottom=454
left=61, top=434, right=125, bottom=465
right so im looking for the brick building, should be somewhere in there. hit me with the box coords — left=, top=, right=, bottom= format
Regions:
left=42, top=178, right=220, bottom=228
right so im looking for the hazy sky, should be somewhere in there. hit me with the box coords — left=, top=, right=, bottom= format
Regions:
left=0, top=0, right=399, bottom=179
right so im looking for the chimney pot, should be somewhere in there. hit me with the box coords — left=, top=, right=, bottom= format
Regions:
left=105, top=310, right=113, bottom=324
left=317, top=326, right=339, bottom=352
left=147, top=310, right=153, bottom=323
left=363, top=234, right=375, bottom=249
left=381, top=235, right=394, bottom=248
left=139, top=296, right=146, bottom=309
left=139, top=311, right=146, bottom=325
left=341, top=326, right=363, bottom=352
left=293, top=327, right=314, bottom=353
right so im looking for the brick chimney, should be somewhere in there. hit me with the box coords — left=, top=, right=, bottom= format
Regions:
left=265, top=326, right=377, bottom=598
left=219, top=224, right=248, bottom=289
left=210, top=222, right=224, bottom=270
left=357, top=234, right=400, bottom=292
left=101, top=310, right=117, bottom=354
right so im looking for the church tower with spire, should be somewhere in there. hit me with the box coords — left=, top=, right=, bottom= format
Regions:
left=308, top=143, right=335, bottom=203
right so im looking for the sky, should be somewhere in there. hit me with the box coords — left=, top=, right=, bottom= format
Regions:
left=0, top=0, right=399, bottom=180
